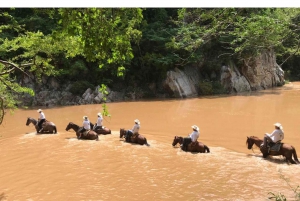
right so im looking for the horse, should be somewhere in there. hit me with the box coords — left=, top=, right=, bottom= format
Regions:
left=65, top=122, right=99, bottom=141
left=26, top=117, right=57, bottom=134
left=90, top=122, right=111, bottom=135
left=119, top=128, right=150, bottom=146
left=246, top=136, right=299, bottom=164
left=172, top=136, right=210, bottom=153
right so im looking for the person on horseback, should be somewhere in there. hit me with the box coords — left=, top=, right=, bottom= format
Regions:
left=93, top=112, right=103, bottom=131
left=182, top=125, right=200, bottom=151
left=261, top=122, right=284, bottom=149
left=78, top=116, right=91, bottom=139
left=37, top=109, right=46, bottom=133
left=126, top=119, right=140, bottom=142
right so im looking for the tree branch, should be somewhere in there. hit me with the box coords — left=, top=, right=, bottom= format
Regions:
left=0, top=77, right=19, bottom=93
left=0, top=60, right=32, bottom=77
left=280, top=39, right=300, bottom=66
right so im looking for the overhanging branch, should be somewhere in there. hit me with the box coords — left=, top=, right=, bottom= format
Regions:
left=0, top=60, right=32, bottom=77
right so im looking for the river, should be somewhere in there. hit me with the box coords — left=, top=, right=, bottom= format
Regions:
left=1, top=82, right=300, bottom=201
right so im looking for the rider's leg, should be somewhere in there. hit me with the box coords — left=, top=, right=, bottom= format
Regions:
left=38, top=119, right=45, bottom=133
left=262, top=136, right=272, bottom=149
left=126, top=130, right=133, bottom=142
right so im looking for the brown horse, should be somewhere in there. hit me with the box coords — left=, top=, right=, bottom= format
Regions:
left=119, top=128, right=150, bottom=146
left=246, top=136, right=299, bottom=164
left=172, top=136, right=210, bottom=153
left=65, top=122, right=99, bottom=141
left=26, top=117, right=57, bottom=134
left=90, top=122, right=111, bottom=135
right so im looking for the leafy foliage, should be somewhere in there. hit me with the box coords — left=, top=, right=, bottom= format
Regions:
left=2, top=8, right=300, bottom=125
left=0, top=8, right=143, bottom=124
left=169, top=8, right=300, bottom=65
left=58, top=8, right=143, bottom=76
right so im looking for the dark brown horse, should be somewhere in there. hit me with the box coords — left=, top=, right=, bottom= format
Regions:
left=172, top=136, right=210, bottom=153
left=65, top=122, right=99, bottom=141
left=119, top=128, right=150, bottom=146
left=246, top=136, right=299, bottom=164
left=26, top=117, right=57, bottom=134
left=90, top=122, right=111, bottom=135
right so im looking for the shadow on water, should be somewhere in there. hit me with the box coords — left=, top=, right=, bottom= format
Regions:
left=119, top=139, right=148, bottom=146
left=0, top=193, right=6, bottom=201
left=247, top=153, right=288, bottom=165
left=172, top=145, right=211, bottom=154
left=65, top=137, right=78, bottom=140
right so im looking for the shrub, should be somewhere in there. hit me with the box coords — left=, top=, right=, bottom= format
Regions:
left=199, top=80, right=227, bottom=95
left=69, top=81, right=94, bottom=96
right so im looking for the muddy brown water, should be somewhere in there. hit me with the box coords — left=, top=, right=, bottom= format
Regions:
left=1, top=82, right=300, bottom=201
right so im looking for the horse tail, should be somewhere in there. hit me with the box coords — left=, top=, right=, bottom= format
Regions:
left=204, top=145, right=210, bottom=153
left=144, top=138, right=150, bottom=146
left=292, top=146, right=299, bottom=163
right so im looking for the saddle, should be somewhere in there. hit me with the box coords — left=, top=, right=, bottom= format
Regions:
left=83, top=130, right=90, bottom=136
left=268, top=142, right=282, bottom=152
left=190, top=141, right=198, bottom=147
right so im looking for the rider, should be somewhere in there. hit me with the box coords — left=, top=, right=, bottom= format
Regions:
left=261, top=122, right=284, bottom=149
left=78, top=116, right=91, bottom=139
left=126, top=119, right=140, bottom=142
left=182, top=125, right=200, bottom=151
left=93, top=112, right=103, bottom=131
left=37, top=109, right=46, bottom=133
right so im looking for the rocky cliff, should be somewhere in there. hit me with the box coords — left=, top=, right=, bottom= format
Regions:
left=17, top=50, right=285, bottom=106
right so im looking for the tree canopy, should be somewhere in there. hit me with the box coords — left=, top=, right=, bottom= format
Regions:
left=1, top=8, right=300, bottom=124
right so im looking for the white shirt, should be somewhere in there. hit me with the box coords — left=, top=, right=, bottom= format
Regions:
left=39, top=112, right=46, bottom=120
left=131, top=124, right=140, bottom=134
left=83, top=120, right=91, bottom=130
left=96, top=116, right=103, bottom=126
left=265, top=129, right=284, bottom=143
left=189, top=130, right=200, bottom=142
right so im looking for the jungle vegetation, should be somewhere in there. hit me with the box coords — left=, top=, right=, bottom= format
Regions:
left=1, top=8, right=300, bottom=124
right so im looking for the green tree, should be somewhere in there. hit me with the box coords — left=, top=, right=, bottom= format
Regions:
left=168, top=8, right=300, bottom=67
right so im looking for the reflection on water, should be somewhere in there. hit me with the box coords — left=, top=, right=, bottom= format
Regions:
left=0, top=82, right=300, bottom=200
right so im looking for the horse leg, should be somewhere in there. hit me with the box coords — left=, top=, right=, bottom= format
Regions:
left=287, top=157, right=296, bottom=164
left=204, top=145, right=210, bottom=153
left=144, top=138, right=150, bottom=146
left=54, top=126, right=57, bottom=134
left=292, top=147, right=299, bottom=164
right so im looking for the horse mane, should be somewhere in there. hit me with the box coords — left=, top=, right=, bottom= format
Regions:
left=246, top=136, right=263, bottom=147
left=249, top=135, right=261, bottom=140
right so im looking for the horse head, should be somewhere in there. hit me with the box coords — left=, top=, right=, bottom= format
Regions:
left=26, top=117, right=30, bottom=126
left=65, top=122, right=77, bottom=131
left=120, top=128, right=126, bottom=138
left=246, top=136, right=252, bottom=149
left=26, top=117, right=37, bottom=126
left=172, top=136, right=182, bottom=146
left=247, top=136, right=264, bottom=150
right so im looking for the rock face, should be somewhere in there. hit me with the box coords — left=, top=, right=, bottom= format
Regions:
left=16, top=50, right=285, bottom=105
left=163, top=66, right=200, bottom=98
left=241, top=50, right=285, bottom=90
left=165, top=50, right=285, bottom=97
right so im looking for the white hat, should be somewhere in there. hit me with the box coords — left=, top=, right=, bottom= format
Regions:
left=134, top=119, right=140, bottom=125
left=191, top=125, right=199, bottom=131
left=274, top=123, right=283, bottom=129
left=97, top=113, right=102, bottom=117
left=83, top=116, right=88, bottom=120
left=37, top=109, right=42, bottom=113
